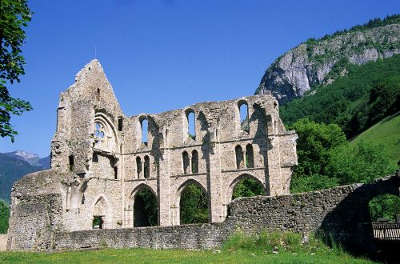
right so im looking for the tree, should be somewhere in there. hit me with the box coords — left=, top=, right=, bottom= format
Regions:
left=180, top=183, right=208, bottom=224
left=232, top=177, right=265, bottom=200
left=0, top=0, right=32, bottom=142
left=327, top=141, right=395, bottom=184
left=0, top=200, right=9, bottom=233
left=289, top=118, right=347, bottom=178
left=369, top=194, right=400, bottom=222
left=290, top=119, right=396, bottom=193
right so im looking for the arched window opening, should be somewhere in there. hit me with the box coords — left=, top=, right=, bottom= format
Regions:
left=232, top=176, right=264, bottom=200
left=114, top=167, right=118, bottom=180
left=239, top=102, right=249, bottom=133
left=69, top=155, right=74, bottom=171
left=95, top=122, right=105, bottom=138
left=235, top=145, right=244, bottom=169
left=134, top=187, right=158, bottom=227
left=141, top=118, right=148, bottom=145
left=136, top=157, right=142, bottom=178
left=118, top=117, right=123, bottom=131
left=144, top=155, right=150, bottom=178
left=180, top=182, right=208, bottom=224
left=187, top=110, right=196, bottom=140
left=369, top=194, right=400, bottom=222
left=191, top=150, right=199, bottom=174
left=92, top=153, right=98, bottom=163
left=96, top=88, right=100, bottom=100
left=93, top=197, right=107, bottom=229
left=92, top=216, right=104, bottom=229
left=246, top=144, right=254, bottom=168
left=182, top=151, right=190, bottom=174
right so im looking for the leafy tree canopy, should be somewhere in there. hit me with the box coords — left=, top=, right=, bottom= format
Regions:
left=0, top=0, right=32, bottom=141
left=289, top=118, right=347, bottom=177
left=327, top=141, right=395, bottom=184
left=369, top=194, right=400, bottom=222
left=232, top=177, right=265, bottom=200
left=290, top=118, right=396, bottom=193
left=180, top=183, right=208, bottom=224
left=0, top=200, right=9, bottom=233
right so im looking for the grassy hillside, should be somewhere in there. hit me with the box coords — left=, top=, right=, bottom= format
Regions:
left=351, top=112, right=400, bottom=167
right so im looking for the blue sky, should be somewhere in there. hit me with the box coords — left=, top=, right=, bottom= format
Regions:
left=1, top=0, right=399, bottom=157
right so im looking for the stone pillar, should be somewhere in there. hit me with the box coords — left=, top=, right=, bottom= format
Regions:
left=208, top=128, right=224, bottom=223
left=266, top=112, right=298, bottom=196
left=158, top=128, right=172, bottom=226
left=267, top=135, right=283, bottom=196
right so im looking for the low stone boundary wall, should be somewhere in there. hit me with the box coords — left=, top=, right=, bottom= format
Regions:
left=0, top=234, right=7, bottom=251
left=55, top=223, right=229, bottom=251
left=8, top=175, right=400, bottom=256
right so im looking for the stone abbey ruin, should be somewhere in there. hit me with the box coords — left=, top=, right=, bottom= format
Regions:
left=7, top=60, right=298, bottom=250
left=6, top=60, right=400, bottom=253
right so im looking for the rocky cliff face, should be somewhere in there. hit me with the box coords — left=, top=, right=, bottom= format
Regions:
left=256, top=23, right=400, bottom=103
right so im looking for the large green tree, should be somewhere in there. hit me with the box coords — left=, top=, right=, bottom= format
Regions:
left=290, top=118, right=347, bottom=177
left=289, top=119, right=347, bottom=193
left=0, top=0, right=32, bottom=141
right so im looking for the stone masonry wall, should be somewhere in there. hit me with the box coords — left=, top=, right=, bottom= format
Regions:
left=49, top=175, right=400, bottom=255
left=0, top=235, right=7, bottom=251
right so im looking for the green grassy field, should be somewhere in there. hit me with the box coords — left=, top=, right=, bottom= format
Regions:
left=0, top=248, right=377, bottom=264
left=351, top=112, right=400, bottom=168
left=0, top=232, right=378, bottom=264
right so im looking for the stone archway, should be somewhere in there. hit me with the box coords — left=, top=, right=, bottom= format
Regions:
left=174, top=179, right=209, bottom=225
left=318, top=176, right=400, bottom=255
left=92, top=196, right=111, bottom=229
left=227, top=174, right=266, bottom=202
left=132, top=184, right=158, bottom=227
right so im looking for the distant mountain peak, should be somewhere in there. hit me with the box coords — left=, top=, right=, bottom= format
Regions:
left=13, top=150, right=39, bottom=160
left=4, top=150, right=45, bottom=167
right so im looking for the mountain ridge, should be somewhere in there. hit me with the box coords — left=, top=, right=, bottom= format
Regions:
left=255, top=15, right=400, bottom=103
left=0, top=151, right=50, bottom=202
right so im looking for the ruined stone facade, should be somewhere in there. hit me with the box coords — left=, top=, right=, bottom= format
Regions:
left=7, top=60, right=297, bottom=250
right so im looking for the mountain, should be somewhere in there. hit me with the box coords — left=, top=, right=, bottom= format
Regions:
left=279, top=54, right=400, bottom=137
left=255, top=15, right=400, bottom=104
left=0, top=151, right=50, bottom=203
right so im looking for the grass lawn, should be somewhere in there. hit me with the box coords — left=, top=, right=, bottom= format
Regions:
left=351, top=112, right=400, bottom=168
left=0, top=248, right=377, bottom=264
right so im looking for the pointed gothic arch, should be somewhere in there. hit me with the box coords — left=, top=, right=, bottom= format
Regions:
left=92, top=195, right=111, bottom=229
left=131, top=184, right=158, bottom=227
left=175, top=179, right=209, bottom=225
